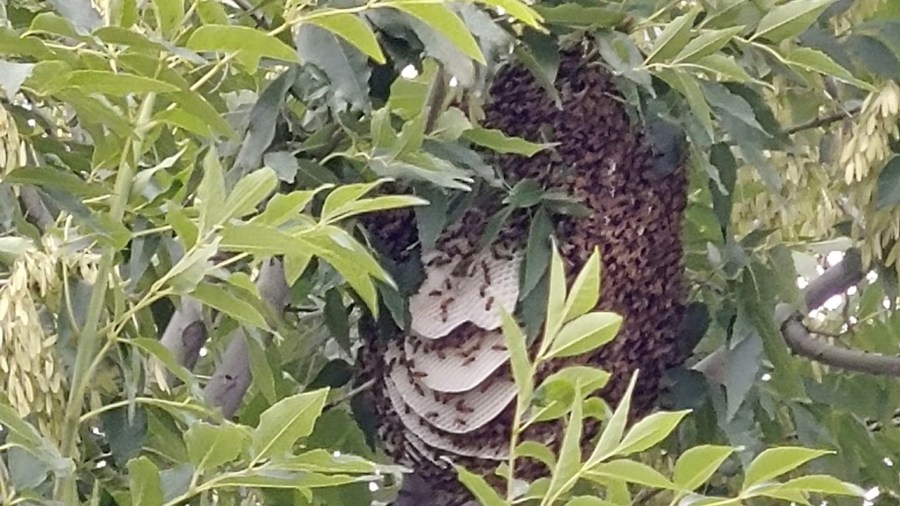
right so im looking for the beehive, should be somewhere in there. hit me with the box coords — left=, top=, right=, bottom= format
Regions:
left=361, top=46, right=687, bottom=504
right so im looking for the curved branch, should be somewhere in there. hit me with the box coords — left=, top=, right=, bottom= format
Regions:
left=777, top=248, right=900, bottom=377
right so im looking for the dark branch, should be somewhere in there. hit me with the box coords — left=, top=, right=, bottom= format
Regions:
left=777, top=248, right=900, bottom=377
left=783, top=105, right=861, bottom=135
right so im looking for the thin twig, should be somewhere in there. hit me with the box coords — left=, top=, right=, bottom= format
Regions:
left=324, top=378, right=376, bottom=411
left=783, top=105, right=861, bottom=135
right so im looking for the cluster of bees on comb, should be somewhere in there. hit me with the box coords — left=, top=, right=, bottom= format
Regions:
left=360, top=46, right=688, bottom=504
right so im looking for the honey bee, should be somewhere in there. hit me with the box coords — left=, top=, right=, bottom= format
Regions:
left=428, top=289, right=442, bottom=297
left=479, top=284, right=488, bottom=298
left=455, top=399, right=474, bottom=414
left=411, top=370, right=428, bottom=379
left=455, top=418, right=468, bottom=426
left=490, top=344, right=507, bottom=352
left=462, top=356, right=476, bottom=366
left=481, top=260, right=491, bottom=284
left=484, top=296, right=495, bottom=311
left=425, top=411, right=439, bottom=419
left=443, top=278, right=453, bottom=290
left=413, top=383, right=424, bottom=396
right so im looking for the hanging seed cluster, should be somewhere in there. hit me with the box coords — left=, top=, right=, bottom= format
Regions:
left=361, top=47, right=687, bottom=503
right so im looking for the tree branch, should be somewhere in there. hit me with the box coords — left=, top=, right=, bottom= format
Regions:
left=782, top=105, right=860, bottom=135
left=204, top=258, right=289, bottom=418
left=777, top=248, right=900, bottom=377
left=695, top=248, right=900, bottom=381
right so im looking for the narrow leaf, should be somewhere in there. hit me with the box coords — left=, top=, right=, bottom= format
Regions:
left=743, top=447, right=832, bottom=489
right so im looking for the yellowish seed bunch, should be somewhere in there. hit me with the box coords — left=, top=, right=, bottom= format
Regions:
left=731, top=144, right=841, bottom=243
left=1, top=105, right=23, bottom=173
left=841, top=82, right=900, bottom=184
left=840, top=82, right=900, bottom=271
left=0, top=240, right=66, bottom=442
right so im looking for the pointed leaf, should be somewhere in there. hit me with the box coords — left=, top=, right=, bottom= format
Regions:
left=588, top=372, right=638, bottom=465
left=589, top=459, right=675, bottom=489
left=743, top=447, right=832, bottom=490
left=456, top=466, right=506, bottom=506
left=673, top=27, right=743, bottom=63
left=614, top=410, right=690, bottom=456
left=251, top=389, right=330, bottom=460
left=673, top=445, right=734, bottom=491
left=184, top=422, right=249, bottom=470
left=305, top=12, right=385, bottom=63
left=127, top=457, right=163, bottom=506
left=463, top=127, right=552, bottom=156
left=563, top=247, right=601, bottom=322
left=751, top=0, right=836, bottom=43
left=645, top=8, right=700, bottom=64
left=546, top=312, right=622, bottom=359
left=388, top=3, right=485, bottom=64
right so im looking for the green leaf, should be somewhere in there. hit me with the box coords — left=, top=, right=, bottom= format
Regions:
left=155, top=0, right=184, bottom=37
left=251, top=389, right=330, bottom=460
left=877, top=155, right=900, bottom=209
left=197, top=147, right=227, bottom=233
left=504, top=179, right=544, bottom=208
left=187, top=25, right=299, bottom=71
left=545, top=312, right=622, bottom=359
left=321, top=179, right=387, bottom=221
left=672, top=445, right=734, bottom=491
left=253, top=186, right=331, bottom=227
left=516, top=441, right=557, bottom=468
left=673, top=27, right=743, bottom=63
left=295, top=23, right=372, bottom=111
left=184, top=422, right=248, bottom=470
left=645, top=8, right=700, bottom=64
left=304, top=12, right=385, bottom=64
left=4, top=166, right=105, bottom=198
left=589, top=459, right=675, bottom=489
left=743, top=447, right=832, bottom=490
left=476, top=0, right=542, bottom=28
left=655, top=68, right=713, bottom=137
left=750, top=0, right=836, bottom=43
left=563, top=247, right=601, bottom=322
left=501, top=310, right=533, bottom=408
left=127, top=457, right=163, bottom=506
left=565, top=497, right=619, bottom=506
left=540, top=366, right=610, bottom=394
left=532, top=4, right=625, bottom=28
left=515, top=30, right=561, bottom=106
left=388, top=3, right=485, bottom=64
left=165, top=240, right=217, bottom=294
left=521, top=207, right=553, bottom=300
left=455, top=466, right=506, bottom=506
left=192, top=282, right=269, bottom=330
left=786, top=47, right=875, bottom=90
left=695, top=54, right=754, bottom=82
left=223, top=167, right=278, bottom=221
left=542, top=241, right=567, bottom=351
left=463, top=127, right=552, bottom=156
left=62, top=70, right=179, bottom=95
left=544, top=384, right=584, bottom=501
left=588, top=372, right=638, bottom=465
left=614, top=410, right=690, bottom=456
left=246, top=331, right=278, bottom=403
left=776, top=475, right=865, bottom=497
left=129, top=338, right=194, bottom=387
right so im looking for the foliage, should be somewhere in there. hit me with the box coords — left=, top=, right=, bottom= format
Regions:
left=458, top=245, right=863, bottom=505
left=1, top=0, right=900, bottom=504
